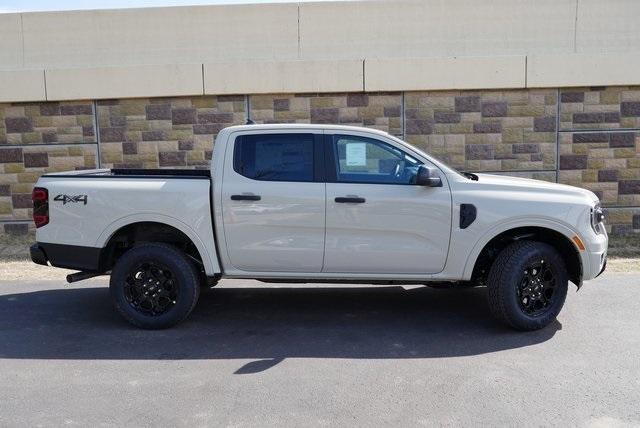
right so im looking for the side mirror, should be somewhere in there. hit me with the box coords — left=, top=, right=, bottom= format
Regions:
left=416, top=165, right=442, bottom=187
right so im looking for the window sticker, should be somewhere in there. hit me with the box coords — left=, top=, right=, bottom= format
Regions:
left=345, top=142, right=367, bottom=166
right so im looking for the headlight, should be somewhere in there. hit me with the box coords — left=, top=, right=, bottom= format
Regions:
left=590, top=203, right=605, bottom=234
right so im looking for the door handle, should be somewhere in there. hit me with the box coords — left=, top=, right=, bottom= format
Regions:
left=231, top=194, right=261, bottom=201
left=335, top=196, right=366, bottom=203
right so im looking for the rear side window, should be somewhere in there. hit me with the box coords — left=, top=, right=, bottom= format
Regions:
left=233, top=133, right=314, bottom=182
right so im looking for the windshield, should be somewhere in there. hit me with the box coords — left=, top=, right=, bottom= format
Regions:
left=386, top=134, right=478, bottom=180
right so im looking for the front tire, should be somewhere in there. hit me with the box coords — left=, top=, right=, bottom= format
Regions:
left=109, top=243, right=200, bottom=329
left=487, top=241, right=568, bottom=331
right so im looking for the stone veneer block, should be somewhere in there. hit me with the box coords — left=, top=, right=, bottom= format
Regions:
left=5, top=117, right=33, bottom=133
left=481, top=102, right=508, bottom=117
left=0, top=148, right=23, bottom=163
left=23, top=153, right=49, bottom=168
left=146, top=104, right=172, bottom=120
left=159, top=151, right=186, bottom=167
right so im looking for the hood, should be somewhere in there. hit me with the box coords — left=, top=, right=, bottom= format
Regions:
left=473, top=173, right=599, bottom=205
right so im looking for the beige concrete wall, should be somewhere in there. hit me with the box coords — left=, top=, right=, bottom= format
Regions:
left=0, top=52, right=631, bottom=102
left=527, top=53, right=640, bottom=88
left=45, top=64, right=204, bottom=101
left=1, top=1, right=640, bottom=102
left=3, top=0, right=640, bottom=72
left=19, top=4, right=299, bottom=68
left=0, top=70, right=46, bottom=102
left=203, top=60, right=364, bottom=95
left=365, top=56, right=526, bottom=92
left=299, top=0, right=577, bottom=59
left=0, top=14, right=22, bottom=69
left=576, top=0, right=640, bottom=53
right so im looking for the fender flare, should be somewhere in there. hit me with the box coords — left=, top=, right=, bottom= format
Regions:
left=96, top=213, right=221, bottom=275
left=461, top=217, right=586, bottom=280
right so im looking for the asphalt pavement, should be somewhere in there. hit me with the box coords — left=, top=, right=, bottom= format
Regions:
left=0, top=273, right=639, bottom=427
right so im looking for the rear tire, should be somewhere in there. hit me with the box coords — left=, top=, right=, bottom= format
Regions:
left=109, top=243, right=200, bottom=329
left=487, top=241, right=568, bottom=331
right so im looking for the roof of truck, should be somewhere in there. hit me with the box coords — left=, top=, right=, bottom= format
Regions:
left=220, top=123, right=392, bottom=137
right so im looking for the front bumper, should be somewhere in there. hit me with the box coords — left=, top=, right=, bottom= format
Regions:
left=596, top=257, right=607, bottom=278
left=582, top=229, right=608, bottom=281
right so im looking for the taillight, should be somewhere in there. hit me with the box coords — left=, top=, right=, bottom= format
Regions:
left=32, top=187, right=49, bottom=228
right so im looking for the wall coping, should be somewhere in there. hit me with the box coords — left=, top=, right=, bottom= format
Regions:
left=2, top=53, right=640, bottom=102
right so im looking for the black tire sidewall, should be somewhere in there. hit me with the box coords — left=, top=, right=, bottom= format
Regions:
left=491, top=242, right=569, bottom=330
left=109, top=244, right=199, bottom=329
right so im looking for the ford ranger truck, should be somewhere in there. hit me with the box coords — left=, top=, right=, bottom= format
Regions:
left=29, top=124, right=608, bottom=330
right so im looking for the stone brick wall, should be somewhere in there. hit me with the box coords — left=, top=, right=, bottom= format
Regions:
left=1, top=101, right=97, bottom=240
left=559, top=87, right=640, bottom=131
left=403, top=89, right=557, bottom=174
left=1, top=87, right=639, bottom=242
left=97, top=96, right=246, bottom=169
left=559, top=131, right=639, bottom=206
left=249, top=93, right=403, bottom=136
left=557, top=87, right=640, bottom=235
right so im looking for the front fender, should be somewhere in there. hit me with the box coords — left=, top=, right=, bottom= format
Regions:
left=461, top=216, right=586, bottom=281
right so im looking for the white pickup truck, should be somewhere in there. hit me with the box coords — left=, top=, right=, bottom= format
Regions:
left=30, top=124, right=608, bottom=331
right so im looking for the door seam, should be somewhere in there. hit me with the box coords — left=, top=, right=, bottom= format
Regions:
left=320, top=129, right=328, bottom=272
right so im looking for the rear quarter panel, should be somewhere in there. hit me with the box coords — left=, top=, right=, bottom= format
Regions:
left=36, top=176, right=221, bottom=274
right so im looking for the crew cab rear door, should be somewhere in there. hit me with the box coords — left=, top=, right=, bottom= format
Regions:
left=221, top=131, right=326, bottom=272
left=323, top=132, right=452, bottom=274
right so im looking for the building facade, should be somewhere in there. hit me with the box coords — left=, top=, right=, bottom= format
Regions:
left=1, top=1, right=639, bottom=240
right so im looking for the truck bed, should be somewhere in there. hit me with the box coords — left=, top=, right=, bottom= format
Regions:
left=36, top=167, right=218, bottom=274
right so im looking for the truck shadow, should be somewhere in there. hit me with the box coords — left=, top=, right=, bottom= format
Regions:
left=0, top=284, right=560, bottom=373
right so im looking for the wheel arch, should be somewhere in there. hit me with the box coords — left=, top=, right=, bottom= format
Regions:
left=465, top=221, right=583, bottom=287
left=97, top=215, right=220, bottom=275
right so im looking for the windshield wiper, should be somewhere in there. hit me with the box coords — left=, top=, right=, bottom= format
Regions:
left=461, top=171, right=479, bottom=181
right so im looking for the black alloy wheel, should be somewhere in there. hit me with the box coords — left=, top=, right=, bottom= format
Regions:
left=124, top=262, right=179, bottom=316
left=518, top=259, right=557, bottom=317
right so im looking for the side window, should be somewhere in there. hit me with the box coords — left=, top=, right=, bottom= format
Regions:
left=234, top=133, right=314, bottom=182
left=333, top=135, right=422, bottom=184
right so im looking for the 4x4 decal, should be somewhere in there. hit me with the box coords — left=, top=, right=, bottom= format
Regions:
left=54, top=194, right=88, bottom=205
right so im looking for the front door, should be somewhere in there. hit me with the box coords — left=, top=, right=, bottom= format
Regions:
left=222, top=131, right=325, bottom=272
left=323, top=133, right=452, bottom=274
